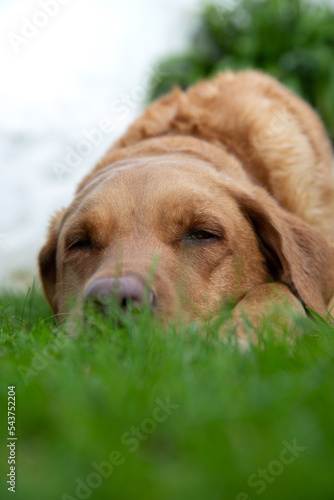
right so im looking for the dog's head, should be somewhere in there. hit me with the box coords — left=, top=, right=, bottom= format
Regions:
left=39, top=139, right=334, bottom=323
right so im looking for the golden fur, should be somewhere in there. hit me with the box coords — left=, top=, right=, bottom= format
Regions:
left=39, top=70, right=334, bottom=334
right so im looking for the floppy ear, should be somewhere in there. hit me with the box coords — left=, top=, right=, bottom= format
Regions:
left=233, top=187, right=334, bottom=315
left=38, top=209, right=65, bottom=314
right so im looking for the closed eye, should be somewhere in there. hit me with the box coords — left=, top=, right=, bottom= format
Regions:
left=67, top=238, right=92, bottom=251
left=186, top=230, right=221, bottom=243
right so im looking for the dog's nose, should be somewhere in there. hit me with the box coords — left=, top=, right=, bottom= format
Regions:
left=84, top=276, right=155, bottom=311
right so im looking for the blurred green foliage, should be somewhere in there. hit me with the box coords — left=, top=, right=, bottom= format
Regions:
left=148, top=0, right=334, bottom=141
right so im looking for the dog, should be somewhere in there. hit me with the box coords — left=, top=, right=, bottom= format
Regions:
left=39, top=70, right=334, bottom=336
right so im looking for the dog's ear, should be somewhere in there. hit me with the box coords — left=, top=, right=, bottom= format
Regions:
left=233, top=187, right=334, bottom=315
left=38, top=209, right=65, bottom=314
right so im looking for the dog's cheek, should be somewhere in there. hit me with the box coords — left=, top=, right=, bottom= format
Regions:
left=60, top=249, right=106, bottom=307
left=203, top=253, right=243, bottom=313
left=56, top=262, right=89, bottom=316
left=176, top=245, right=236, bottom=316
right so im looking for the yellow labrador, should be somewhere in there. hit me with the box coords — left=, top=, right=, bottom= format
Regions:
left=39, top=70, right=334, bottom=334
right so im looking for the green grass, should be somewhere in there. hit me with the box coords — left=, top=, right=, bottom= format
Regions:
left=1, top=285, right=334, bottom=500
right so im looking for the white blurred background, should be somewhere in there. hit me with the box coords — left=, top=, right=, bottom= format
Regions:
left=0, top=0, right=202, bottom=291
